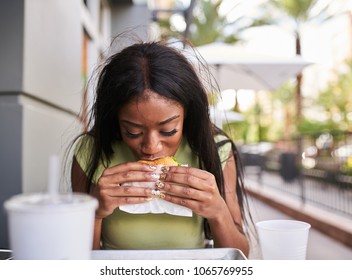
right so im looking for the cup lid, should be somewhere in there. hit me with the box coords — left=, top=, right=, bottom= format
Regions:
left=4, top=193, right=98, bottom=213
left=256, top=219, right=311, bottom=231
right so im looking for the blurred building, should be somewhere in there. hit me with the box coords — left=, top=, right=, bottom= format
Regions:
left=0, top=0, right=150, bottom=248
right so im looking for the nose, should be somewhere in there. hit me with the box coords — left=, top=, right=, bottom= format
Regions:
left=141, top=132, right=162, bottom=157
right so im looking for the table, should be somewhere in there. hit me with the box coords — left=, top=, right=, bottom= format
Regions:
left=91, top=248, right=246, bottom=260
left=0, top=248, right=246, bottom=260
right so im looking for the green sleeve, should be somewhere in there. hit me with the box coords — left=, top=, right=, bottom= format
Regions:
left=215, top=134, right=232, bottom=170
left=74, top=135, right=93, bottom=176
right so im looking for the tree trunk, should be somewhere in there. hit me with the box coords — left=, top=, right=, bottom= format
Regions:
left=295, top=73, right=302, bottom=127
left=295, top=34, right=302, bottom=128
left=183, top=0, right=196, bottom=47
left=295, top=33, right=303, bottom=177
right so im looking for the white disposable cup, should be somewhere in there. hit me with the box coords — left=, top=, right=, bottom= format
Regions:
left=4, top=193, right=98, bottom=260
left=256, top=219, right=311, bottom=260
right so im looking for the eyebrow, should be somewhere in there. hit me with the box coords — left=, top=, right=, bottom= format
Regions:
left=121, top=115, right=180, bottom=127
left=159, top=115, right=180, bottom=125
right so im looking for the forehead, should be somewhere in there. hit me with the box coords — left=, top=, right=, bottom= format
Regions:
left=118, top=91, right=184, bottom=123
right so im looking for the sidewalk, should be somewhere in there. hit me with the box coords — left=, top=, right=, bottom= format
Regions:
left=245, top=178, right=352, bottom=259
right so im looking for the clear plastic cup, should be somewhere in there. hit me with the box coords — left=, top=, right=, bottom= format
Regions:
left=4, top=193, right=98, bottom=260
left=256, top=219, right=311, bottom=260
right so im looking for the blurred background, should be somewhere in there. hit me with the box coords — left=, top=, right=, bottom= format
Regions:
left=0, top=0, right=351, bottom=255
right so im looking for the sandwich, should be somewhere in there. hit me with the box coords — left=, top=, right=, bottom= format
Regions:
left=119, top=156, right=192, bottom=216
left=138, top=156, right=181, bottom=166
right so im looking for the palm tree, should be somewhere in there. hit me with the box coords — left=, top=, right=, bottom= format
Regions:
left=260, top=0, right=348, bottom=129
left=189, top=0, right=243, bottom=46
left=154, top=0, right=272, bottom=46
left=189, top=0, right=271, bottom=46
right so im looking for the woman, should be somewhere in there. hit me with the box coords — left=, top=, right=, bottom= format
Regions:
left=71, top=40, right=251, bottom=256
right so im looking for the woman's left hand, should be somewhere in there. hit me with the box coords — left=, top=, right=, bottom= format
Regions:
left=160, top=166, right=227, bottom=220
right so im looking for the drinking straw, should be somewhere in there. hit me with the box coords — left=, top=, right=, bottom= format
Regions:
left=48, top=155, right=60, bottom=196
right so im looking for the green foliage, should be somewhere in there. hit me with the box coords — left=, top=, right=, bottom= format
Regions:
left=157, top=17, right=183, bottom=42
left=273, top=82, right=295, bottom=103
left=155, top=0, right=273, bottom=47
left=268, top=0, right=319, bottom=21
left=264, top=0, right=338, bottom=26
left=223, top=122, right=246, bottom=142
left=298, top=118, right=340, bottom=136
left=316, top=60, right=352, bottom=131
left=342, top=156, right=352, bottom=175
left=207, top=93, right=219, bottom=106
left=190, top=0, right=226, bottom=46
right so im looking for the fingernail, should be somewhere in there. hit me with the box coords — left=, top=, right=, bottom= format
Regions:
left=150, top=173, right=160, bottom=180
left=161, top=166, right=169, bottom=173
left=151, top=189, right=165, bottom=199
left=151, top=189, right=160, bottom=196
left=155, top=181, right=164, bottom=189
left=148, top=165, right=157, bottom=170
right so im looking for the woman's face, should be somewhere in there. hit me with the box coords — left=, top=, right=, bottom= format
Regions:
left=118, top=91, right=185, bottom=160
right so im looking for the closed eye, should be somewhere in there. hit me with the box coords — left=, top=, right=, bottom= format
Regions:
left=124, top=130, right=142, bottom=139
left=161, top=129, right=178, bottom=136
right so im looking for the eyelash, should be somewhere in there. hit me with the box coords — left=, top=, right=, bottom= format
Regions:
left=124, top=131, right=141, bottom=139
left=161, top=129, right=178, bottom=136
left=124, top=129, right=178, bottom=139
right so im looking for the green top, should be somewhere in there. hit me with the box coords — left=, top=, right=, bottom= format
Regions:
left=75, top=135, right=231, bottom=249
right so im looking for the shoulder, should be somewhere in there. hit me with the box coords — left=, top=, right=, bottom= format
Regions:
left=214, top=134, right=232, bottom=150
left=74, top=134, right=94, bottom=153
left=214, top=134, right=233, bottom=168
left=73, top=134, right=94, bottom=172
left=214, top=134, right=230, bottom=144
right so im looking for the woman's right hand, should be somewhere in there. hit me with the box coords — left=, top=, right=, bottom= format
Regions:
left=91, top=162, right=159, bottom=219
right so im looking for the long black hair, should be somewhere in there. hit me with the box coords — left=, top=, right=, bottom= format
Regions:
left=78, top=40, right=251, bottom=240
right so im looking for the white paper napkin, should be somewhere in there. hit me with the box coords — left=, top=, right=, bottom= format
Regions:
left=119, top=197, right=192, bottom=217
left=119, top=165, right=192, bottom=217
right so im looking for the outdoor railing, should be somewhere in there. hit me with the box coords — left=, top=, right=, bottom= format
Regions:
left=239, top=132, right=352, bottom=218
left=244, top=168, right=352, bottom=218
